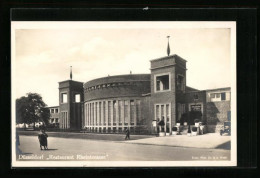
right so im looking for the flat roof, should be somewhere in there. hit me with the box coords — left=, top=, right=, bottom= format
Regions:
left=205, top=87, right=231, bottom=92
left=150, top=54, right=187, bottom=62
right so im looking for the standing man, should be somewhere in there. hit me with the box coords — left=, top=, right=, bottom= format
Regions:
left=125, top=127, right=130, bottom=140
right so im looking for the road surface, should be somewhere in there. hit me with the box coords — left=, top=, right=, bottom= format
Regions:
left=16, top=135, right=230, bottom=161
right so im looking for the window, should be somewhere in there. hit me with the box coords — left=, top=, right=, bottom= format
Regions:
left=221, top=93, right=226, bottom=101
left=136, top=100, right=141, bottom=124
left=194, top=93, right=199, bottom=100
left=155, top=74, right=170, bottom=91
left=61, top=93, right=67, bottom=103
left=55, top=118, right=59, bottom=123
left=113, top=101, right=116, bottom=124
left=124, top=101, right=129, bottom=123
left=209, top=92, right=223, bottom=102
left=75, top=94, right=80, bottom=103
left=51, top=109, right=54, bottom=113
left=108, top=101, right=111, bottom=124
left=130, top=100, right=134, bottom=123
left=55, top=108, right=58, bottom=113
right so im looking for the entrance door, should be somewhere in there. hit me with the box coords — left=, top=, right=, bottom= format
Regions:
left=155, top=103, right=171, bottom=134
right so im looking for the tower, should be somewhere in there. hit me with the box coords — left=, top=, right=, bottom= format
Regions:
left=150, top=37, right=187, bottom=135
left=58, top=69, right=83, bottom=130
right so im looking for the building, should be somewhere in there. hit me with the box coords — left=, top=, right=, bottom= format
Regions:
left=49, top=53, right=231, bottom=135
left=46, top=106, right=60, bottom=127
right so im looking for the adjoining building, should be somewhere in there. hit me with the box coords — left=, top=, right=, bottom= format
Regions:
left=46, top=106, right=60, bottom=128
left=47, top=53, right=231, bottom=135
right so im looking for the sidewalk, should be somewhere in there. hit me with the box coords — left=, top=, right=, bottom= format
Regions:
left=121, top=133, right=231, bottom=149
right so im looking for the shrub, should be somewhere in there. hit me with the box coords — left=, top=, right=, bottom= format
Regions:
left=172, top=127, right=178, bottom=131
left=192, top=127, right=197, bottom=132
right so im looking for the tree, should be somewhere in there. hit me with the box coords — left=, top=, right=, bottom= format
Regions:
left=16, top=93, right=49, bottom=130
left=40, top=107, right=50, bottom=126
left=16, top=96, right=30, bottom=129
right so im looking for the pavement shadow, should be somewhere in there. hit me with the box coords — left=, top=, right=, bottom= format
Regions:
left=215, top=140, right=231, bottom=150
left=42, top=149, right=58, bottom=151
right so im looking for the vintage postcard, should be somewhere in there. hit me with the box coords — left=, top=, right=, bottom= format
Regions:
left=11, top=21, right=236, bottom=167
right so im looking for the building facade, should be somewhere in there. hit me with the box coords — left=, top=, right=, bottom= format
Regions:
left=49, top=54, right=231, bottom=134
left=46, top=106, right=60, bottom=127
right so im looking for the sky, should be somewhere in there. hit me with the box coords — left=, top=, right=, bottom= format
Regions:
left=12, top=22, right=234, bottom=107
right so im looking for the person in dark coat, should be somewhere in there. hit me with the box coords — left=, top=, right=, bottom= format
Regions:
left=38, top=129, right=48, bottom=150
left=16, top=131, right=22, bottom=154
left=125, top=128, right=130, bottom=140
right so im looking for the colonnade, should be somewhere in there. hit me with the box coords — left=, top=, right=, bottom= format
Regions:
left=84, top=99, right=141, bottom=133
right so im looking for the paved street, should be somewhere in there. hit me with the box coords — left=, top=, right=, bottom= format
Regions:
left=17, top=135, right=230, bottom=161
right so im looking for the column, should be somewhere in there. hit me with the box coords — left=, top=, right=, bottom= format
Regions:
left=83, top=103, right=88, bottom=127
left=111, top=100, right=113, bottom=131
left=64, top=113, right=66, bottom=129
left=169, top=103, right=172, bottom=135
left=128, top=100, right=131, bottom=127
left=164, top=104, right=167, bottom=134
left=89, top=103, right=91, bottom=129
left=60, top=113, right=63, bottom=129
left=133, top=100, right=137, bottom=126
left=94, top=102, right=96, bottom=131
left=97, top=102, right=100, bottom=132
left=116, top=100, right=119, bottom=132
left=87, top=103, right=89, bottom=127
left=90, top=103, right=93, bottom=131
left=67, top=112, right=70, bottom=129
left=61, top=112, right=63, bottom=129
left=105, top=100, right=109, bottom=132
left=159, top=105, right=161, bottom=132
left=122, top=100, right=125, bottom=129
left=133, top=100, right=137, bottom=133
left=87, top=103, right=89, bottom=129
left=100, top=101, right=104, bottom=132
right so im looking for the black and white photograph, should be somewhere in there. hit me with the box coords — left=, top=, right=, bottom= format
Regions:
left=11, top=21, right=237, bottom=167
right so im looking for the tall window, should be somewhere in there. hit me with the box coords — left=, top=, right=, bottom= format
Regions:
left=118, top=100, right=122, bottom=123
left=113, top=101, right=117, bottom=124
left=75, top=94, right=80, bottom=103
left=136, top=100, right=141, bottom=124
left=61, top=93, right=67, bottom=103
left=130, top=100, right=135, bottom=124
left=124, top=101, right=129, bottom=124
left=155, top=74, right=170, bottom=91
left=108, top=101, right=111, bottom=124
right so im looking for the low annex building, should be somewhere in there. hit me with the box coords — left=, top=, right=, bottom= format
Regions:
left=48, top=54, right=231, bottom=134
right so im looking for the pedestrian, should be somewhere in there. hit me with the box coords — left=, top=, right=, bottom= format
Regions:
left=16, top=131, right=22, bottom=154
left=38, top=129, right=48, bottom=150
left=16, top=131, right=20, bottom=146
left=125, top=128, right=130, bottom=140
